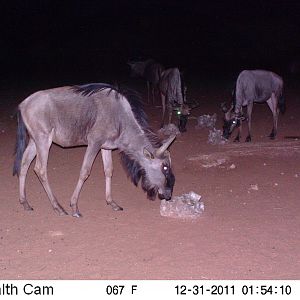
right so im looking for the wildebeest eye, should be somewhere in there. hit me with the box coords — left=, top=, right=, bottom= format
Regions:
left=162, top=164, right=169, bottom=175
left=232, top=120, right=237, bottom=124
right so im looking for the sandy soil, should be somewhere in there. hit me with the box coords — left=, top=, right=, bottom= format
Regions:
left=0, top=82, right=299, bottom=280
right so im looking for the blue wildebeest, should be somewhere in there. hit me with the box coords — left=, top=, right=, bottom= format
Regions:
left=222, top=70, right=285, bottom=142
left=13, top=84, right=176, bottom=217
left=128, top=59, right=164, bottom=104
left=158, top=67, right=190, bottom=131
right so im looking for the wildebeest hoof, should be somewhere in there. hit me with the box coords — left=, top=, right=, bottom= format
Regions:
left=22, top=202, right=34, bottom=211
left=245, top=136, right=251, bottom=142
left=116, top=206, right=123, bottom=211
left=54, top=206, right=68, bottom=216
left=269, top=134, right=275, bottom=140
left=72, top=212, right=82, bottom=218
left=108, top=201, right=123, bottom=211
left=58, top=210, right=68, bottom=216
left=111, top=205, right=123, bottom=211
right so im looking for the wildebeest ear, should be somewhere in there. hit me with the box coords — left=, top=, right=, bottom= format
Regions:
left=143, top=148, right=154, bottom=160
left=239, top=115, right=246, bottom=121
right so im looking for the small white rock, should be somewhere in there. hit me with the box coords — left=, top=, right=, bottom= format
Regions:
left=249, top=184, right=259, bottom=191
left=49, top=230, right=63, bottom=237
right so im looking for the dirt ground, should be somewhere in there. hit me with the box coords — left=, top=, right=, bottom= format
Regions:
left=0, top=81, right=299, bottom=280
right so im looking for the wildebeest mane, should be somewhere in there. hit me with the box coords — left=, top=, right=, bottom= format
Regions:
left=71, top=83, right=113, bottom=96
left=120, top=152, right=143, bottom=186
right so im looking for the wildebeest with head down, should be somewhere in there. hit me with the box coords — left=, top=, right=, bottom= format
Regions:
left=13, top=84, right=175, bottom=217
left=158, top=67, right=191, bottom=131
left=222, top=70, right=285, bottom=142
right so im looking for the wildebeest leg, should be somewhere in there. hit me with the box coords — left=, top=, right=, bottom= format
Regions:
left=245, top=102, right=253, bottom=142
left=267, top=93, right=278, bottom=139
left=151, top=86, right=155, bottom=104
left=233, top=108, right=243, bottom=142
left=101, top=149, right=123, bottom=211
left=34, top=132, right=67, bottom=216
left=234, top=130, right=241, bottom=142
left=233, top=124, right=241, bottom=142
left=160, top=93, right=166, bottom=128
left=70, top=143, right=101, bottom=217
left=19, top=138, right=36, bottom=211
left=167, top=103, right=173, bottom=124
left=147, top=81, right=150, bottom=103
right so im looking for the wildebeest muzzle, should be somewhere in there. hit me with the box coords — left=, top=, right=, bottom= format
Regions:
left=158, top=189, right=173, bottom=201
left=159, top=168, right=175, bottom=201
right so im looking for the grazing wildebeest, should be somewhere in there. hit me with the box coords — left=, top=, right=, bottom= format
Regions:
left=158, top=67, right=190, bottom=131
left=13, top=83, right=176, bottom=217
left=128, top=59, right=164, bottom=104
left=222, top=70, right=285, bottom=142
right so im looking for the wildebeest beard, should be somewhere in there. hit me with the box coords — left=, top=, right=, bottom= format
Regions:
left=141, top=172, right=159, bottom=200
left=222, top=119, right=232, bottom=139
left=120, top=152, right=158, bottom=200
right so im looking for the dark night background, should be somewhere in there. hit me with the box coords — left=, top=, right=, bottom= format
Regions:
left=1, top=0, right=300, bottom=88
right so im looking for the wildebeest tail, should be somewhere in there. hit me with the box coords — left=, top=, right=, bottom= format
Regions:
left=180, top=71, right=186, bottom=103
left=231, top=81, right=237, bottom=108
left=13, top=110, right=28, bottom=176
left=278, top=92, right=286, bottom=114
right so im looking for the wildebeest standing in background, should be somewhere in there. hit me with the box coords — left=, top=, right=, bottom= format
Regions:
left=13, top=84, right=176, bottom=217
left=222, top=70, right=285, bottom=142
left=158, top=67, right=190, bottom=131
left=128, top=59, right=164, bottom=104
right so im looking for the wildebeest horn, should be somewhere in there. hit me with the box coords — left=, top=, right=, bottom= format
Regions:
left=155, top=135, right=176, bottom=157
left=221, top=102, right=234, bottom=113
left=221, top=102, right=228, bottom=112
left=190, top=102, right=200, bottom=109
